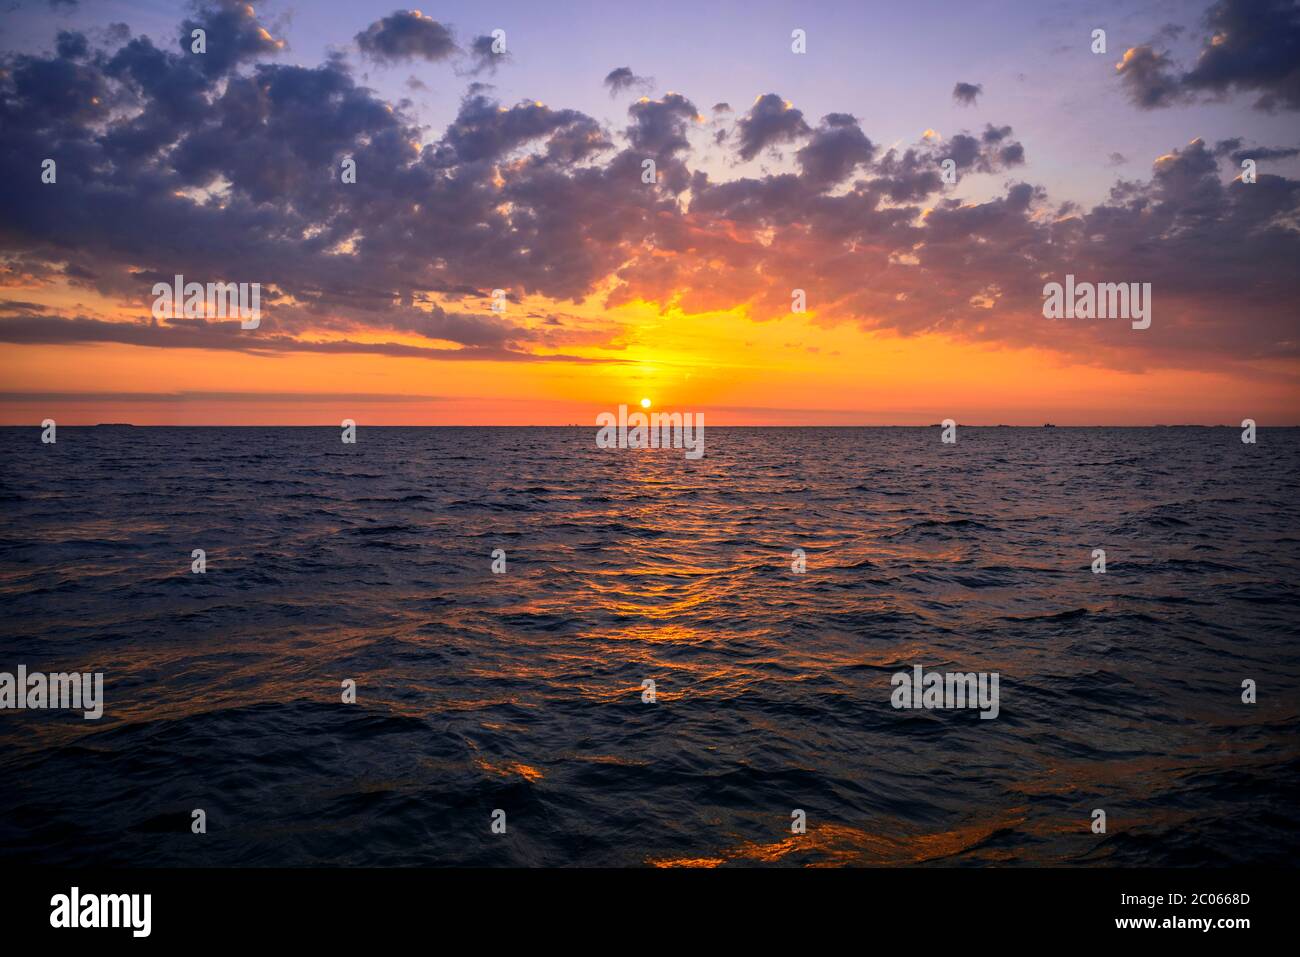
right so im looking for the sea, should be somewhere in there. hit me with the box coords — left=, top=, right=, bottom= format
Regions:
left=1, top=426, right=1296, bottom=866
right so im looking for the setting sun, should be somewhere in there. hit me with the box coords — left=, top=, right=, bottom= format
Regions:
left=640, top=398, right=652, bottom=409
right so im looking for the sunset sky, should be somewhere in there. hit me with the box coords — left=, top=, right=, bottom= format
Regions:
left=1, top=0, right=1297, bottom=424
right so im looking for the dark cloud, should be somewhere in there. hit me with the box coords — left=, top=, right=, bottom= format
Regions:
left=356, top=10, right=456, bottom=65
left=466, top=34, right=509, bottom=75
left=1214, top=138, right=1300, bottom=163
left=998, top=141, right=1025, bottom=166
left=603, top=66, right=652, bottom=97
left=1117, top=0, right=1300, bottom=112
left=0, top=391, right=446, bottom=403
left=169, top=57, right=402, bottom=196
left=1183, top=0, right=1300, bottom=110
left=55, top=31, right=88, bottom=59
left=1236, top=145, right=1300, bottom=162
left=952, top=82, right=982, bottom=106
left=6, top=49, right=109, bottom=126
left=1116, top=45, right=1187, bottom=109
left=923, top=125, right=1027, bottom=176
left=0, top=299, right=48, bottom=315
left=796, top=113, right=874, bottom=188
left=734, top=93, right=811, bottom=161
left=626, top=92, right=697, bottom=155
left=179, top=0, right=284, bottom=79
left=436, top=91, right=610, bottom=164
left=618, top=92, right=700, bottom=193
left=0, top=314, right=606, bottom=363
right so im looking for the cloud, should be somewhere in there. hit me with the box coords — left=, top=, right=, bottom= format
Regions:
left=734, top=93, right=811, bottom=161
left=180, top=0, right=284, bottom=79
left=603, top=66, right=653, bottom=97
left=796, top=113, right=874, bottom=188
left=952, top=82, right=982, bottom=106
left=626, top=91, right=697, bottom=155
left=1213, top=138, right=1300, bottom=163
left=356, top=10, right=456, bottom=65
left=859, top=124, right=1025, bottom=199
left=0, top=299, right=48, bottom=315
left=1182, top=0, right=1300, bottom=110
left=1115, top=45, right=1188, bottom=109
left=466, top=34, right=509, bottom=75
left=436, top=90, right=610, bottom=164
left=0, top=314, right=608, bottom=363
left=0, top=391, right=446, bottom=403
left=55, top=31, right=88, bottom=59
left=1116, top=0, right=1300, bottom=111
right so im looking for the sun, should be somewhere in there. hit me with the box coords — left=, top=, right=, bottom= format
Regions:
left=640, top=397, right=652, bottom=409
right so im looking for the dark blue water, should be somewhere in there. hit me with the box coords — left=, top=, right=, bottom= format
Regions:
left=0, top=426, right=1297, bottom=866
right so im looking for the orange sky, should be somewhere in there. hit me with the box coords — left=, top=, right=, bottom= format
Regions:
left=2, top=282, right=1293, bottom=425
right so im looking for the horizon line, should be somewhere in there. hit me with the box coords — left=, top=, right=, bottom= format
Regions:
left=6, top=422, right=1294, bottom=429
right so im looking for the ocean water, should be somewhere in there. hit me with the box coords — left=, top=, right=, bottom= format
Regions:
left=0, top=426, right=1297, bottom=867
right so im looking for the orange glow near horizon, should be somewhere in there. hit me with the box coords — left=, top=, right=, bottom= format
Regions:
left=1, top=280, right=1296, bottom=425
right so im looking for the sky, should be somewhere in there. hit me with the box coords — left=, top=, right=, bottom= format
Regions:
left=0, top=0, right=1297, bottom=424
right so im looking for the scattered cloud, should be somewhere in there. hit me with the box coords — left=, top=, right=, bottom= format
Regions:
left=603, top=66, right=653, bottom=97
left=356, top=10, right=456, bottom=65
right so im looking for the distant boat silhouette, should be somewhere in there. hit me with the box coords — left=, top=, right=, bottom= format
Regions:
left=1043, top=423, right=1056, bottom=428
